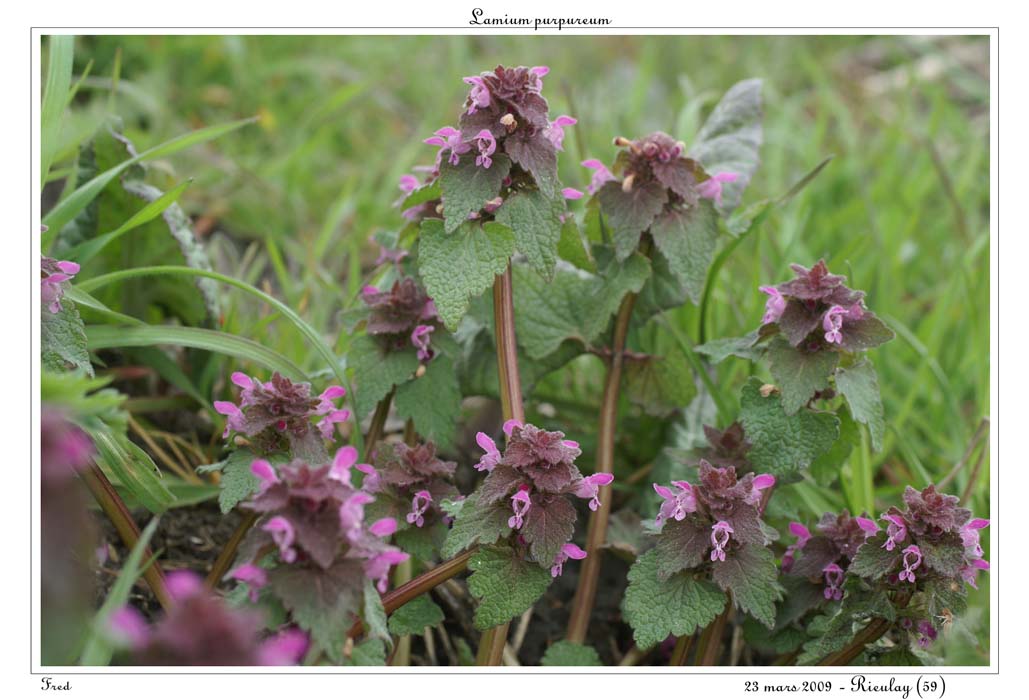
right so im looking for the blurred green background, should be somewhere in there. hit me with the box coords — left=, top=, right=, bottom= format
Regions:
left=49, top=34, right=990, bottom=662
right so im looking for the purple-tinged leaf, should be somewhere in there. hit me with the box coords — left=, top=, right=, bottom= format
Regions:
left=521, top=494, right=577, bottom=567
left=597, top=180, right=668, bottom=260
left=712, top=544, right=784, bottom=629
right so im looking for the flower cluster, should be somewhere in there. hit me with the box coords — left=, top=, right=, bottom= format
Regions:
left=781, top=510, right=875, bottom=600
left=237, top=447, right=408, bottom=594
left=110, top=571, right=308, bottom=666
left=213, top=372, right=349, bottom=462
left=371, top=441, right=458, bottom=531
left=473, top=420, right=612, bottom=575
left=359, top=277, right=440, bottom=361
left=41, top=255, right=80, bottom=314
left=757, top=260, right=892, bottom=353
left=854, top=485, right=989, bottom=591
left=651, top=460, right=775, bottom=574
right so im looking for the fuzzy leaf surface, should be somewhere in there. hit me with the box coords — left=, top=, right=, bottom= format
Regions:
left=834, top=359, right=886, bottom=451
left=388, top=595, right=445, bottom=636
left=648, top=201, right=720, bottom=304
left=393, top=353, right=461, bottom=448
left=347, top=335, right=419, bottom=419
left=439, top=154, right=511, bottom=232
left=540, top=641, right=602, bottom=666
left=495, top=189, right=564, bottom=280
left=712, top=544, right=784, bottom=629
left=767, top=338, right=839, bottom=415
left=467, top=545, right=552, bottom=630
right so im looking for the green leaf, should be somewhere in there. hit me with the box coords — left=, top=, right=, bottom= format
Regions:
left=204, top=450, right=288, bottom=514
left=557, top=217, right=595, bottom=272
left=743, top=618, right=809, bottom=655
left=394, top=520, right=446, bottom=563
left=41, top=36, right=75, bottom=185
left=363, top=577, right=391, bottom=645
left=401, top=180, right=441, bottom=209
left=623, top=549, right=727, bottom=649
left=393, top=353, right=461, bottom=448
left=810, top=405, right=859, bottom=487
left=85, top=324, right=307, bottom=381
left=540, top=641, right=602, bottom=666
left=712, top=544, right=784, bottom=629
left=441, top=492, right=512, bottom=559
left=439, top=154, right=511, bottom=232
left=467, top=545, right=552, bottom=630
left=495, top=189, right=564, bottom=280
left=767, top=338, right=839, bottom=415
left=624, top=328, right=698, bottom=416
left=694, top=330, right=763, bottom=363
left=346, top=335, right=419, bottom=419
left=418, top=219, right=515, bottom=329
left=342, top=638, right=387, bottom=666
left=88, top=426, right=175, bottom=514
left=648, top=201, right=720, bottom=304
left=834, top=359, right=886, bottom=451
left=597, top=180, right=668, bottom=260
left=388, top=595, right=445, bottom=636
left=42, top=301, right=93, bottom=376
left=688, top=78, right=763, bottom=215
left=79, top=517, right=160, bottom=665
left=269, top=561, right=363, bottom=662
left=512, top=252, right=651, bottom=359
left=43, top=117, right=257, bottom=234
left=848, top=533, right=902, bottom=580
left=739, top=378, right=840, bottom=480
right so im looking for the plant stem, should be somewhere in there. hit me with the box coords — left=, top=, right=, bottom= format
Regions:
left=348, top=549, right=475, bottom=638
left=364, top=391, right=394, bottom=457
left=475, top=264, right=526, bottom=666
left=205, top=510, right=259, bottom=589
left=669, top=634, right=695, bottom=666
left=390, top=558, right=414, bottom=666
left=565, top=255, right=644, bottom=642
left=818, top=591, right=912, bottom=666
left=80, top=462, right=171, bottom=611
left=694, top=599, right=732, bottom=665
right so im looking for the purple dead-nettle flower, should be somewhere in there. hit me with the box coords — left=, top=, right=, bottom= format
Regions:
left=898, top=544, right=922, bottom=583
left=915, top=620, right=938, bottom=649
left=411, top=324, right=434, bottom=362
left=710, top=521, right=734, bottom=562
left=696, top=172, right=740, bottom=205
left=41, top=407, right=94, bottom=484
left=822, top=562, right=845, bottom=600
left=474, top=129, right=497, bottom=168
left=961, top=518, right=990, bottom=557
left=781, top=522, right=812, bottom=573
left=463, top=75, right=491, bottom=114
left=375, top=242, right=409, bottom=268
left=745, top=473, right=776, bottom=506
left=398, top=174, right=419, bottom=194
left=41, top=256, right=81, bottom=314
left=474, top=432, right=502, bottom=472
left=582, top=159, right=616, bottom=195
left=263, top=516, right=298, bottom=564
left=551, top=542, right=587, bottom=578
left=109, top=571, right=308, bottom=666
left=573, top=472, right=615, bottom=511
left=509, top=488, right=531, bottom=529
left=855, top=516, right=880, bottom=538
left=214, top=372, right=348, bottom=460
left=562, top=187, right=584, bottom=200
left=961, top=557, right=990, bottom=589
left=546, top=115, right=577, bottom=151
left=759, top=285, right=786, bottom=324
left=823, top=305, right=846, bottom=345
left=228, top=563, right=269, bottom=603
left=484, top=196, right=504, bottom=214
left=882, top=513, right=907, bottom=551
left=653, top=481, right=697, bottom=524
left=406, top=490, right=433, bottom=528
left=425, top=126, right=471, bottom=167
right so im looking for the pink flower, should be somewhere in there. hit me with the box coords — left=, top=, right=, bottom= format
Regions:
left=503, top=419, right=523, bottom=437
left=960, top=558, right=989, bottom=589
left=882, top=514, right=907, bottom=551
left=463, top=75, right=491, bottom=114
left=823, top=305, right=846, bottom=345
left=109, top=606, right=150, bottom=649
left=653, top=480, right=697, bottom=525
left=822, top=562, right=844, bottom=600
left=365, top=550, right=410, bottom=593
left=369, top=517, right=398, bottom=538
left=165, top=571, right=205, bottom=602
left=411, top=324, right=434, bottom=362
left=759, top=286, right=786, bottom=324
left=355, top=463, right=380, bottom=492
left=562, top=187, right=584, bottom=200
left=251, top=459, right=280, bottom=493
left=581, top=159, right=616, bottom=194
left=960, top=518, right=989, bottom=557
left=745, top=473, right=776, bottom=506
left=425, top=126, right=470, bottom=167
left=551, top=543, right=587, bottom=578
left=696, top=172, right=739, bottom=206
left=398, top=174, right=419, bottom=194
left=474, top=432, right=502, bottom=472
left=781, top=522, right=812, bottom=572
left=228, top=563, right=268, bottom=603
left=573, top=473, right=615, bottom=511
left=263, top=517, right=297, bottom=563
left=546, top=115, right=577, bottom=150
left=474, top=129, right=497, bottom=169
left=854, top=517, right=881, bottom=538
left=328, top=446, right=358, bottom=484
left=509, top=488, right=531, bottom=530
left=41, top=257, right=80, bottom=314
left=531, top=66, right=550, bottom=77
left=339, top=492, right=374, bottom=534
left=899, top=544, right=922, bottom=583
left=406, top=490, right=433, bottom=528
left=710, top=521, right=734, bottom=562
left=257, top=628, right=309, bottom=666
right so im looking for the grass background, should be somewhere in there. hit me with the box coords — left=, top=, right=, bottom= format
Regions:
left=48, top=34, right=991, bottom=662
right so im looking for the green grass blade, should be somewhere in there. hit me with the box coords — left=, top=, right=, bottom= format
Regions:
left=85, top=324, right=309, bottom=381
left=41, top=35, right=74, bottom=185
left=78, top=517, right=160, bottom=666
left=42, top=117, right=256, bottom=236
left=62, top=180, right=192, bottom=264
